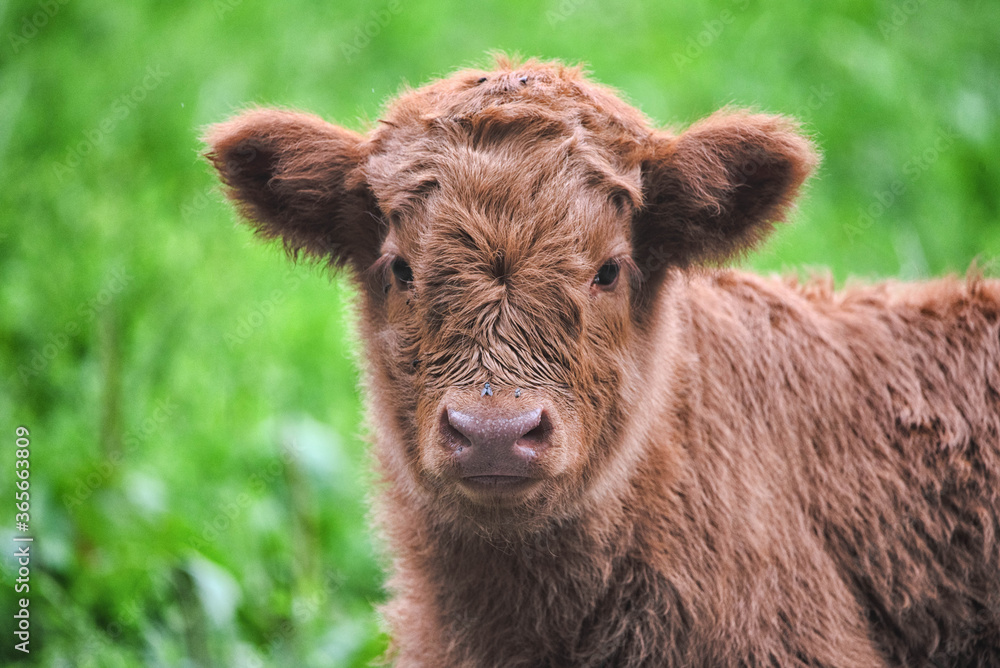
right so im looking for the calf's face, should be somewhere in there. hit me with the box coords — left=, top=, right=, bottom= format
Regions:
left=206, top=60, right=816, bottom=529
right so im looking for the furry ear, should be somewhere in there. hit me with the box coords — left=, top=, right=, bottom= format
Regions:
left=634, top=111, right=818, bottom=276
left=204, top=109, right=380, bottom=272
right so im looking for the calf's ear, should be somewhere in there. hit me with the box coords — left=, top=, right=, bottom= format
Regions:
left=204, top=109, right=379, bottom=273
left=634, top=112, right=818, bottom=274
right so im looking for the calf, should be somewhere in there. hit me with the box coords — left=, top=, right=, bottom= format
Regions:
left=206, top=57, right=1000, bottom=667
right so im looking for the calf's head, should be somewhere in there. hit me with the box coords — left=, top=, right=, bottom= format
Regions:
left=206, top=58, right=816, bottom=531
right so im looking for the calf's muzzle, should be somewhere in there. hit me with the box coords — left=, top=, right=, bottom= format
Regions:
left=443, top=405, right=551, bottom=485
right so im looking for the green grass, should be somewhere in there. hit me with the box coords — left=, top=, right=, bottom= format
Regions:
left=1, top=0, right=998, bottom=665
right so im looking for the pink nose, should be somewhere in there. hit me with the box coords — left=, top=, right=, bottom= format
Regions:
left=444, top=406, right=549, bottom=480
left=447, top=407, right=541, bottom=451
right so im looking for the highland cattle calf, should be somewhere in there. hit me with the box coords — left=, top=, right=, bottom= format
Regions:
left=207, top=57, right=1000, bottom=667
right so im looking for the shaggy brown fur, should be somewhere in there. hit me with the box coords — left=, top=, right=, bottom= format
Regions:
left=206, top=57, right=1000, bottom=667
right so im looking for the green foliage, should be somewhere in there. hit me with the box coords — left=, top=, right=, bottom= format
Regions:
left=1, top=0, right=997, bottom=665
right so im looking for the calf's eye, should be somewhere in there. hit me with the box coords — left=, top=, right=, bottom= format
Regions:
left=593, top=260, right=620, bottom=289
left=391, top=258, right=414, bottom=287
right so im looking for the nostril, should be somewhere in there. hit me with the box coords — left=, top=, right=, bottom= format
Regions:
left=522, top=411, right=551, bottom=440
left=522, top=425, right=545, bottom=443
left=440, top=411, right=472, bottom=453
left=514, top=412, right=552, bottom=457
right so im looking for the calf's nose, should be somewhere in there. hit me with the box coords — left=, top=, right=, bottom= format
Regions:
left=443, top=406, right=549, bottom=479
left=447, top=407, right=542, bottom=452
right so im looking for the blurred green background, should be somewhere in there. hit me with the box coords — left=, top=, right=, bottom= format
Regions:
left=1, top=0, right=998, bottom=665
